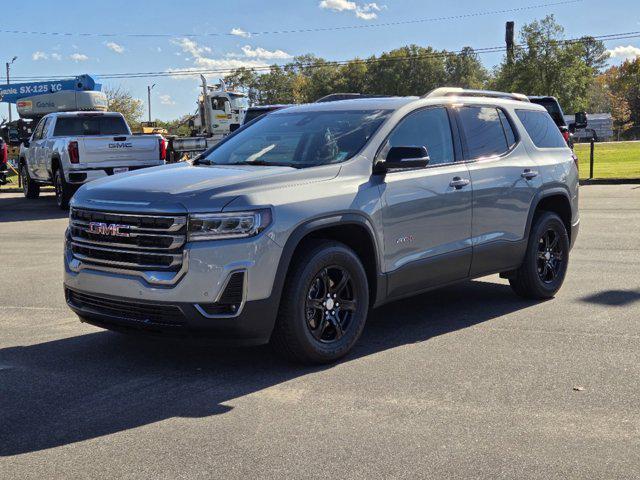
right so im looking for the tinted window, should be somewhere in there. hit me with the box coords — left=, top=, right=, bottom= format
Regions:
left=516, top=110, right=567, bottom=148
left=53, top=116, right=129, bottom=136
left=498, top=110, right=517, bottom=149
left=458, top=107, right=511, bottom=158
left=386, top=107, right=454, bottom=165
left=201, top=109, right=390, bottom=168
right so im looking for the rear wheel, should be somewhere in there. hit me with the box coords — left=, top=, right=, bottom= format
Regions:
left=20, top=163, right=40, bottom=199
left=271, top=240, right=369, bottom=364
left=509, top=211, right=569, bottom=299
left=53, top=167, right=73, bottom=210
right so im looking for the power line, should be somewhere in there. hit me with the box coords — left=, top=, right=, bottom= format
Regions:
left=0, top=1, right=583, bottom=38
left=15, top=31, right=640, bottom=81
left=9, top=30, right=640, bottom=82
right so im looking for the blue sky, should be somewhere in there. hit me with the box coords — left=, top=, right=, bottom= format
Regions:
left=2, top=0, right=639, bottom=120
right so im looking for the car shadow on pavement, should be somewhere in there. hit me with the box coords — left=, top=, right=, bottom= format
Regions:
left=580, top=289, right=640, bottom=307
left=0, top=193, right=67, bottom=223
left=0, top=279, right=537, bottom=456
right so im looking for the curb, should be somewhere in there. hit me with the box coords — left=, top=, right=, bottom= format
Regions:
left=579, top=178, right=640, bottom=185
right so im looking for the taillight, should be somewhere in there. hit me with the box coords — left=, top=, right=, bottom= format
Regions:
left=159, top=138, right=167, bottom=161
left=68, top=141, right=80, bottom=164
left=562, top=130, right=570, bottom=144
left=0, top=142, right=7, bottom=165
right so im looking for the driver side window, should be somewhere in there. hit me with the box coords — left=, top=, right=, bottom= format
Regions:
left=387, top=107, right=455, bottom=166
left=32, top=118, right=46, bottom=141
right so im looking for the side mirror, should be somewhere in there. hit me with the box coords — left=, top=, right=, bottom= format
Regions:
left=377, top=146, right=430, bottom=172
left=574, top=111, right=588, bottom=130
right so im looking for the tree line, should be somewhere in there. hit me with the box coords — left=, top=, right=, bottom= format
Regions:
left=221, top=15, right=639, bottom=138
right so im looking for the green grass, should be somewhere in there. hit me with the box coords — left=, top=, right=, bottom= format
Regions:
left=574, top=141, right=640, bottom=179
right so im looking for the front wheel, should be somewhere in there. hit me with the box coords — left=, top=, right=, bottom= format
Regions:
left=53, top=168, right=73, bottom=210
left=509, top=211, right=570, bottom=299
left=271, top=240, right=370, bottom=364
left=20, top=163, right=40, bottom=199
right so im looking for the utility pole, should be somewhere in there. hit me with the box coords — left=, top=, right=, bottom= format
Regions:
left=505, top=21, right=515, bottom=65
left=147, top=84, right=156, bottom=122
left=6, top=56, right=17, bottom=123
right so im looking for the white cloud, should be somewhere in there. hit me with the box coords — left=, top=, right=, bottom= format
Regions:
left=69, top=53, right=89, bottom=62
left=159, top=94, right=176, bottom=105
left=319, top=0, right=384, bottom=20
left=32, top=51, right=48, bottom=61
left=240, top=45, right=292, bottom=59
left=105, top=41, right=125, bottom=54
left=355, top=3, right=382, bottom=20
left=168, top=37, right=272, bottom=79
left=607, top=45, right=640, bottom=61
left=171, top=37, right=212, bottom=58
left=319, top=0, right=357, bottom=12
left=51, top=53, right=62, bottom=61
left=230, top=27, right=250, bottom=38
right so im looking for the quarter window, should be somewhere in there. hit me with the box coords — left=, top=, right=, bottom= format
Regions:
left=457, top=106, right=514, bottom=159
left=386, top=107, right=454, bottom=166
left=516, top=109, right=567, bottom=148
left=498, top=110, right=517, bottom=149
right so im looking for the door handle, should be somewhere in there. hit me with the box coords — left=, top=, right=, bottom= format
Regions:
left=449, top=177, right=470, bottom=189
left=521, top=169, right=539, bottom=180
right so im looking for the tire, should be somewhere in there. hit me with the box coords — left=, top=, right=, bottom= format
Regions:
left=20, top=163, right=40, bottom=199
left=271, top=240, right=370, bottom=364
left=509, top=211, right=570, bottom=299
left=53, top=167, right=73, bottom=210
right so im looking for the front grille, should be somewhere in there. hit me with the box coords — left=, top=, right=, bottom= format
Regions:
left=69, top=208, right=186, bottom=272
left=67, top=289, right=186, bottom=327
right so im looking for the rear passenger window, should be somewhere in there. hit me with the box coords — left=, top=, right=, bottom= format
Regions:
left=457, top=107, right=514, bottom=159
left=516, top=109, right=567, bottom=148
left=386, top=107, right=454, bottom=165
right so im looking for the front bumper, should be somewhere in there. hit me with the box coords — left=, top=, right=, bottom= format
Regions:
left=65, top=287, right=277, bottom=345
left=64, top=230, right=284, bottom=342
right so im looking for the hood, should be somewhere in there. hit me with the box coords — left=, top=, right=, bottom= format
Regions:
left=72, top=162, right=338, bottom=213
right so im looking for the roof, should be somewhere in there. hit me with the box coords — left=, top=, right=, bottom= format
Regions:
left=45, top=111, right=121, bottom=117
left=272, top=96, right=419, bottom=113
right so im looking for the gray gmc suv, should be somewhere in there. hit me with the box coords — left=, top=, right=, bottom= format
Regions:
left=64, top=88, right=580, bottom=364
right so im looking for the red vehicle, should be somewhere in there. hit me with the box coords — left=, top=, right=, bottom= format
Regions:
left=0, top=137, right=8, bottom=185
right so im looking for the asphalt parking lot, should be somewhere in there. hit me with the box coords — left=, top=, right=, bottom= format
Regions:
left=1, top=186, right=639, bottom=479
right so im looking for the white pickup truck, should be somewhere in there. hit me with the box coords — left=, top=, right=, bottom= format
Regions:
left=19, top=111, right=167, bottom=208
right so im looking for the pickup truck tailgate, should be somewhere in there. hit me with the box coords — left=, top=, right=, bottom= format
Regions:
left=79, top=136, right=159, bottom=164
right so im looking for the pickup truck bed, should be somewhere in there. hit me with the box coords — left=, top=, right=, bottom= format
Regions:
left=19, top=111, right=166, bottom=208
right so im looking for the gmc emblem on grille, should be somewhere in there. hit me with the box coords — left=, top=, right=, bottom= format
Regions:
left=88, top=222, right=130, bottom=237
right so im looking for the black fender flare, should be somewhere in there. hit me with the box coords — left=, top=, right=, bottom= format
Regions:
left=270, top=212, right=384, bottom=311
left=523, top=185, right=573, bottom=241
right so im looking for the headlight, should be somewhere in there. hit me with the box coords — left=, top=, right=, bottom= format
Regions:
left=188, top=209, right=272, bottom=241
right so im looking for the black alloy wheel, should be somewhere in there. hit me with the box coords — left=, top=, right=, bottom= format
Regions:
left=536, top=228, right=564, bottom=284
left=305, top=266, right=357, bottom=343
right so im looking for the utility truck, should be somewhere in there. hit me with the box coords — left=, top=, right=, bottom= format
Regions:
left=19, top=111, right=166, bottom=209
left=169, top=76, right=248, bottom=160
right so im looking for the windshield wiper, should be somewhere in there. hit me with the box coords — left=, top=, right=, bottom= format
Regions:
left=228, top=160, right=300, bottom=168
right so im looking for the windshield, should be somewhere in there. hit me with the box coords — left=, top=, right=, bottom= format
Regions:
left=229, top=94, right=249, bottom=110
left=200, top=109, right=390, bottom=168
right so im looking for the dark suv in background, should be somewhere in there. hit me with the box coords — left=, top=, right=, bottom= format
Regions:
left=528, top=96, right=588, bottom=146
